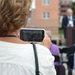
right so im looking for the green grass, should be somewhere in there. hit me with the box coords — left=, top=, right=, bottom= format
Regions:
left=59, top=29, right=64, bottom=34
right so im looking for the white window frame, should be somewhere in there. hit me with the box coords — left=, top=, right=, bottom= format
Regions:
left=43, top=12, right=50, bottom=19
left=42, top=0, right=50, bottom=5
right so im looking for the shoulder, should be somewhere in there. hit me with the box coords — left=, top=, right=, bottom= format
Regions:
left=36, top=44, right=54, bottom=57
left=36, top=44, right=50, bottom=53
left=51, top=43, right=58, bottom=48
left=50, top=44, right=60, bottom=55
left=50, top=44, right=59, bottom=53
left=36, top=44, right=55, bottom=63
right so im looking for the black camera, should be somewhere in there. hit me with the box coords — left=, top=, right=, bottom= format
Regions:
left=20, top=28, right=45, bottom=42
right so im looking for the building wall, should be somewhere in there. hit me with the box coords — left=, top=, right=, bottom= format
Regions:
left=60, top=0, right=72, bottom=15
left=27, top=0, right=60, bottom=39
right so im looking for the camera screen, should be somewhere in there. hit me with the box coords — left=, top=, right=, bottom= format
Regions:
left=20, top=29, right=44, bottom=42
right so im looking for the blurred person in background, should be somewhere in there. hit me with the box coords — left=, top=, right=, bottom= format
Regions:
left=46, top=31, right=60, bottom=65
left=0, top=0, right=56, bottom=75
left=46, top=31, right=66, bottom=75
left=62, top=8, right=75, bottom=38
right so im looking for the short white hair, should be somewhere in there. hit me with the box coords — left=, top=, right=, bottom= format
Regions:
left=66, top=8, right=73, bottom=13
left=46, top=30, right=52, bottom=39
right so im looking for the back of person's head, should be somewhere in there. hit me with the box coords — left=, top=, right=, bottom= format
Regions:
left=46, top=30, right=52, bottom=40
left=0, top=0, right=31, bottom=35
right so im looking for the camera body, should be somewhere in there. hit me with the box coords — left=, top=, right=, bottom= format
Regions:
left=20, top=28, right=45, bottom=42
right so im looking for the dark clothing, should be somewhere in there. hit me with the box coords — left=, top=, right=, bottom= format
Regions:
left=62, top=16, right=75, bottom=38
left=67, top=45, right=75, bottom=69
left=55, top=65, right=66, bottom=75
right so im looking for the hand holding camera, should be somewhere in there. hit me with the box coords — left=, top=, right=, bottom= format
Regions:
left=20, top=28, right=51, bottom=49
left=38, top=34, right=51, bottom=49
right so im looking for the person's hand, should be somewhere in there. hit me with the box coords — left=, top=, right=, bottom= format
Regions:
left=38, top=34, right=51, bottom=49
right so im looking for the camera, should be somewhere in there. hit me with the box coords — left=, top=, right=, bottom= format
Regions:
left=20, top=28, right=45, bottom=42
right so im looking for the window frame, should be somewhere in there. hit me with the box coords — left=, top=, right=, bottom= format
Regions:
left=42, top=12, right=50, bottom=19
left=42, top=0, right=50, bottom=6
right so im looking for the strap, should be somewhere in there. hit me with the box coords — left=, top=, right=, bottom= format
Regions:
left=31, top=43, right=40, bottom=75
left=0, top=35, right=18, bottom=37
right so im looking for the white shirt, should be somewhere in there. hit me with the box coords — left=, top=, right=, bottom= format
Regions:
left=0, top=41, right=56, bottom=75
left=68, top=16, right=74, bottom=27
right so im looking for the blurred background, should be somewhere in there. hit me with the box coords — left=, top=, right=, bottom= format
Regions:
left=26, top=0, right=75, bottom=45
left=26, top=1, right=75, bottom=74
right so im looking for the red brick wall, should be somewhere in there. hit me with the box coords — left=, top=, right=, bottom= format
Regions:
left=27, top=0, right=60, bottom=38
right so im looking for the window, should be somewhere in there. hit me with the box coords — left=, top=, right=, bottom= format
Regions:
left=61, top=5, right=66, bottom=8
left=43, top=0, right=50, bottom=5
left=61, top=10, right=66, bottom=13
left=43, top=12, right=50, bottom=19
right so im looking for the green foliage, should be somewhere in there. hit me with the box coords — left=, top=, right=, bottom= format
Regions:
left=71, top=2, right=75, bottom=16
left=59, top=29, right=64, bottom=34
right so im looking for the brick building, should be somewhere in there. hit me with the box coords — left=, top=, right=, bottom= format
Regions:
left=60, top=0, right=72, bottom=15
left=27, top=0, right=60, bottom=40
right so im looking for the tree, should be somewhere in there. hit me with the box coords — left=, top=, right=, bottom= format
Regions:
left=71, top=2, right=75, bottom=16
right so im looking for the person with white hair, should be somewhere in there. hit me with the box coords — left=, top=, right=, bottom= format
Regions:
left=46, top=31, right=60, bottom=65
left=62, top=8, right=75, bottom=38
